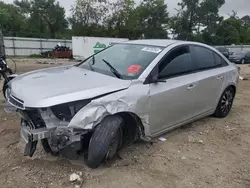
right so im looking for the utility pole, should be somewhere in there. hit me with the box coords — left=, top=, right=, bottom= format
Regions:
left=0, top=28, right=6, bottom=60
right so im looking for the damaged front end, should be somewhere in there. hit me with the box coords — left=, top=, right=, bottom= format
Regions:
left=5, top=90, right=93, bottom=159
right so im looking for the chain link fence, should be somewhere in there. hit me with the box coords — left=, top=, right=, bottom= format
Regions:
left=4, top=37, right=72, bottom=57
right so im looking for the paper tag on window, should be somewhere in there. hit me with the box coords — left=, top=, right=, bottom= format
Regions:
left=127, top=65, right=142, bottom=73
left=141, top=47, right=162, bottom=53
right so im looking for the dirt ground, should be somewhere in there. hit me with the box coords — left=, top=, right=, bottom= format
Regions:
left=0, top=58, right=250, bottom=188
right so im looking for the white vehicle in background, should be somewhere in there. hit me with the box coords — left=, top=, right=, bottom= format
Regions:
left=72, top=36, right=128, bottom=60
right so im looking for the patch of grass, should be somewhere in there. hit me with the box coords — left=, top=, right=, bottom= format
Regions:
left=7, top=54, right=42, bottom=59
left=29, top=54, right=41, bottom=58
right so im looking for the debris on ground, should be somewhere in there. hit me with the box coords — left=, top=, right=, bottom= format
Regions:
left=69, top=172, right=84, bottom=188
left=69, top=172, right=82, bottom=182
left=198, top=140, right=204, bottom=145
left=239, top=75, right=248, bottom=80
left=181, top=156, right=187, bottom=160
left=40, top=45, right=73, bottom=59
left=11, top=166, right=21, bottom=171
left=204, top=149, right=215, bottom=154
left=158, top=137, right=167, bottom=142
left=227, top=128, right=237, bottom=131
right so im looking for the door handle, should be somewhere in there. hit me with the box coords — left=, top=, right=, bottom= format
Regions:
left=187, top=84, right=196, bottom=90
left=217, top=75, right=224, bottom=80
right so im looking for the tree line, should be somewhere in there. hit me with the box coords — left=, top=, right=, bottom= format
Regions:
left=0, top=0, right=250, bottom=45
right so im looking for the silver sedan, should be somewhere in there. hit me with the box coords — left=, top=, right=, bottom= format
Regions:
left=4, top=40, right=239, bottom=168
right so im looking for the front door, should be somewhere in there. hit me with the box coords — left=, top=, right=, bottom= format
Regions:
left=148, top=45, right=199, bottom=135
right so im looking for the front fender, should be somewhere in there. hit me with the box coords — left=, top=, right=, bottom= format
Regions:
left=68, top=93, right=132, bottom=130
left=68, top=89, right=151, bottom=136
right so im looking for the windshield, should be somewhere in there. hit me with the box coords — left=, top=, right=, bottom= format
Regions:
left=77, top=44, right=163, bottom=79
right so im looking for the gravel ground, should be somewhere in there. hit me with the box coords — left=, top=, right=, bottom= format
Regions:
left=0, top=59, right=250, bottom=188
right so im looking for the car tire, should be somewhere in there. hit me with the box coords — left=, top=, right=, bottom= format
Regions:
left=214, top=87, right=235, bottom=118
left=86, top=115, right=123, bottom=169
left=241, top=59, right=245, bottom=64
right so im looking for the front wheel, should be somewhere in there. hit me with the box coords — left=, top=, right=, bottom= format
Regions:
left=241, top=59, right=245, bottom=64
left=214, top=87, right=235, bottom=118
left=86, top=115, right=123, bottom=169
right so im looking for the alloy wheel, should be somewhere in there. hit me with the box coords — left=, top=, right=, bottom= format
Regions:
left=221, top=90, right=234, bottom=115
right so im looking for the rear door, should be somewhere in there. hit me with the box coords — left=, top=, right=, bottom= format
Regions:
left=190, top=45, right=228, bottom=115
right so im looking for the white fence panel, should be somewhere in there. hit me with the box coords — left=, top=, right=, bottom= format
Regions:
left=4, top=37, right=72, bottom=56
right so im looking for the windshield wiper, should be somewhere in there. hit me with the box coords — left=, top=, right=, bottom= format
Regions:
left=88, top=55, right=95, bottom=71
left=102, top=59, right=122, bottom=79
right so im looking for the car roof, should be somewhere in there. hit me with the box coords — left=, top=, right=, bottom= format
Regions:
left=123, top=39, right=181, bottom=47
left=120, top=39, right=220, bottom=53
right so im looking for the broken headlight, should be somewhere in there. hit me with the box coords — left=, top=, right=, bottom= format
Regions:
left=51, top=100, right=91, bottom=122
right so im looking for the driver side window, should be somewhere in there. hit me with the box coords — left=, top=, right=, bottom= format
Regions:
left=158, top=46, right=195, bottom=79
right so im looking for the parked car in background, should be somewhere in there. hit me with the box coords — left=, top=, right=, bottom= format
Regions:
left=215, top=47, right=230, bottom=59
left=3, top=40, right=239, bottom=168
left=229, top=51, right=250, bottom=64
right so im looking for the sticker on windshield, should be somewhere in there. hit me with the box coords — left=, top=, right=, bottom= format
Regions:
left=127, top=65, right=142, bottom=74
left=141, top=47, right=162, bottom=54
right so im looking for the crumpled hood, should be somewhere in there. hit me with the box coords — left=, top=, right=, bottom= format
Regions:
left=9, top=66, right=131, bottom=108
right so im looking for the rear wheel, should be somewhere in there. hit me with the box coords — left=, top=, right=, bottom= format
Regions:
left=214, top=87, right=235, bottom=118
left=86, top=115, right=123, bottom=169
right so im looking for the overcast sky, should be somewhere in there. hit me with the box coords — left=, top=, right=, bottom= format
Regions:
left=3, top=0, right=250, bottom=18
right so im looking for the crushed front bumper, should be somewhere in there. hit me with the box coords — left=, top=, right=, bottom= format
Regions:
left=21, top=126, right=54, bottom=143
left=20, top=120, right=89, bottom=159
left=5, top=102, right=90, bottom=159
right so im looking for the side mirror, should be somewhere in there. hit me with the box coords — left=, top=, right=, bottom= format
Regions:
left=150, top=75, right=166, bottom=83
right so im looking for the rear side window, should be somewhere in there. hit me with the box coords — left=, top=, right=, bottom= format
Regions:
left=194, top=46, right=216, bottom=70
left=159, top=46, right=196, bottom=78
left=213, top=52, right=228, bottom=67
